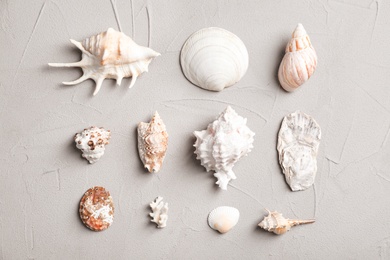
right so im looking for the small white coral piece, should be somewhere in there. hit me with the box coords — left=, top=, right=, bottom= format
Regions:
left=149, top=196, right=168, bottom=228
left=208, top=206, right=239, bottom=234
left=137, top=112, right=168, bottom=173
left=194, top=106, right=255, bottom=190
left=278, top=23, right=317, bottom=92
left=74, top=126, right=111, bottom=164
left=258, top=209, right=315, bottom=235
left=49, top=28, right=160, bottom=95
left=277, top=111, right=321, bottom=191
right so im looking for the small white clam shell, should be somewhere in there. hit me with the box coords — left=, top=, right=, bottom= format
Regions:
left=278, top=23, right=317, bottom=92
left=208, top=206, right=239, bottom=233
left=180, top=27, right=248, bottom=91
left=277, top=111, right=321, bottom=191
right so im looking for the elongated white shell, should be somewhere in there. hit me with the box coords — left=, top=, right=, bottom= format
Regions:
left=74, top=126, right=111, bottom=164
left=208, top=206, right=239, bottom=234
left=194, top=106, right=255, bottom=190
left=49, top=28, right=160, bottom=95
left=277, top=111, right=321, bottom=191
left=180, top=27, right=248, bottom=91
left=258, top=210, right=315, bottom=235
left=278, top=24, right=317, bottom=92
left=137, top=112, right=168, bottom=173
left=149, top=196, right=168, bottom=228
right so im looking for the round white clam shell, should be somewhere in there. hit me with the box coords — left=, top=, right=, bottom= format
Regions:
left=208, top=206, right=239, bottom=234
left=180, top=27, right=248, bottom=91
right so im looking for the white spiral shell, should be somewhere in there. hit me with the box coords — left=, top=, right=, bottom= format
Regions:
left=208, top=206, right=239, bottom=234
left=194, top=106, right=255, bottom=190
left=278, top=24, right=317, bottom=92
left=49, top=28, right=160, bottom=95
left=277, top=111, right=321, bottom=191
left=180, top=27, right=249, bottom=91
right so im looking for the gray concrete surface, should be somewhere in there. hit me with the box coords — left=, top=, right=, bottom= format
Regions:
left=1, top=0, right=390, bottom=259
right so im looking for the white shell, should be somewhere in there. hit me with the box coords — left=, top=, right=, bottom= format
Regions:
left=149, top=196, right=168, bottom=228
left=278, top=24, right=317, bottom=92
left=194, top=106, right=255, bottom=190
left=137, top=112, right=168, bottom=173
left=208, top=206, right=239, bottom=234
left=180, top=27, right=248, bottom=91
left=258, top=210, right=315, bottom=235
left=49, top=28, right=160, bottom=95
left=277, top=111, right=321, bottom=191
left=74, top=126, right=111, bottom=164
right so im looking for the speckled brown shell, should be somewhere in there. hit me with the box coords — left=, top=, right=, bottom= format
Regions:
left=79, top=186, right=114, bottom=231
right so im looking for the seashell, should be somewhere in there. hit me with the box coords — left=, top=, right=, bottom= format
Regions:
left=278, top=23, right=317, bottom=92
left=149, top=196, right=168, bottom=228
left=277, top=111, right=321, bottom=191
left=137, top=112, right=168, bottom=173
left=258, top=209, right=314, bottom=235
left=208, top=206, right=239, bottom=234
left=74, top=126, right=111, bottom=164
left=180, top=27, right=248, bottom=92
left=79, top=186, right=114, bottom=231
left=194, top=106, right=255, bottom=190
left=49, top=28, right=160, bottom=96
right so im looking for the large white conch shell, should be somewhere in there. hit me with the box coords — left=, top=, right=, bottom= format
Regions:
left=49, top=28, right=160, bottom=95
left=149, top=196, right=168, bottom=228
left=74, top=126, right=111, bottom=164
left=258, top=209, right=315, bottom=235
left=194, top=106, right=255, bottom=190
left=137, top=112, right=168, bottom=173
left=277, top=111, right=321, bottom=191
left=278, top=24, right=317, bottom=92
left=208, top=206, right=239, bottom=234
left=180, top=27, right=248, bottom=91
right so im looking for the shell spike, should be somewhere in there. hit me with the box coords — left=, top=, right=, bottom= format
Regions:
left=128, top=74, right=138, bottom=89
left=48, top=61, right=84, bottom=68
left=116, top=76, right=123, bottom=86
left=63, top=73, right=91, bottom=85
left=214, top=170, right=236, bottom=190
left=288, top=219, right=315, bottom=226
left=93, top=77, right=104, bottom=96
left=70, top=39, right=90, bottom=54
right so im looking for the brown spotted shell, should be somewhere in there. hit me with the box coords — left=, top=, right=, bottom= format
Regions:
left=79, top=186, right=114, bottom=231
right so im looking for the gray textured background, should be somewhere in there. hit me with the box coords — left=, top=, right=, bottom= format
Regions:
left=1, top=0, right=390, bottom=259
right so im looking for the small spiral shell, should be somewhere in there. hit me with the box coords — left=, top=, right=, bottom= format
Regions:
left=278, top=24, right=317, bottom=92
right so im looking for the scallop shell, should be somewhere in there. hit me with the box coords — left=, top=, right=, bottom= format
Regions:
left=149, top=196, right=168, bottom=228
left=208, top=206, right=239, bottom=234
left=278, top=24, right=317, bottom=92
left=137, top=112, right=168, bottom=173
left=79, top=186, right=114, bottom=231
left=258, top=210, right=314, bottom=235
left=74, top=126, right=111, bottom=164
left=49, top=28, right=160, bottom=96
left=194, top=106, right=255, bottom=190
left=277, top=111, right=321, bottom=191
left=180, top=27, right=248, bottom=91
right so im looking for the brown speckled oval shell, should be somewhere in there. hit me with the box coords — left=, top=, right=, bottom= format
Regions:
left=79, top=186, right=114, bottom=231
